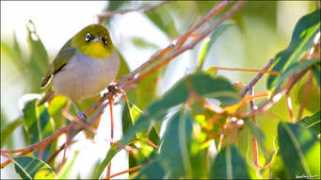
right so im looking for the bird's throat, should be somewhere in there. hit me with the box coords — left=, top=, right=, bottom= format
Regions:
left=81, top=42, right=112, bottom=59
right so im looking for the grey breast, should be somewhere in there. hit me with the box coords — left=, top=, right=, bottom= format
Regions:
left=52, top=51, right=119, bottom=101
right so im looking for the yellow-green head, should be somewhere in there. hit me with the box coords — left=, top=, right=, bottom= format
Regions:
left=71, top=24, right=114, bottom=59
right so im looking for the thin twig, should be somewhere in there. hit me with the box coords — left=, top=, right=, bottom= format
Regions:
left=212, top=66, right=279, bottom=75
left=240, top=58, right=276, bottom=97
left=106, top=94, right=115, bottom=179
left=286, top=95, right=294, bottom=122
left=107, top=164, right=143, bottom=179
left=97, top=1, right=168, bottom=23
left=244, top=69, right=309, bottom=118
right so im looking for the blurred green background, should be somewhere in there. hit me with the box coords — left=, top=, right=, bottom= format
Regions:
left=1, top=1, right=319, bottom=179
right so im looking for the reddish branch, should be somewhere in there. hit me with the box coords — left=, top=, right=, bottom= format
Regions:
left=240, top=58, right=276, bottom=97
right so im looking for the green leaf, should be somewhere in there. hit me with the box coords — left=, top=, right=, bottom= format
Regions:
left=312, top=62, right=321, bottom=88
left=93, top=144, right=120, bottom=179
left=22, top=97, right=55, bottom=161
left=13, top=33, right=23, bottom=60
left=277, top=122, right=320, bottom=178
left=244, top=120, right=271, bottom=162
left=136, top=159, right=165, bottom=179
left=197, top=22, right=233, bottom=71
left=210, top=145, right=253, bottom=179
left=159, top=110, right=193, bottom=177
left=130, top=71, right=160, bottom=109
left=122, top=101, right=140, bottom=170
left=299, top=111, right=320, bottom=133
left=0, top=118, right=22, bottom=147
left=47, top=96, right=68, bottom=129
left=107, top=1, right=127, bottom=11
left=14, top=156, right=55, bottom=180
left=22, top=98, right=54, bottom=144
left=26, top=20, right=49, bottom=80
left=274, top=60, right=320, bottom=91
left=57, top=151, right=79, bottom=179
left=122, top=102, right=134, bottom=134
left=267, top=9, right=320, bottom=89
left=131, top=37, right=159, bottom=49
left=115, top=49, right=130, bottom=80
left=145, top=4, right=178, bottom=38
left=121, top=73, right=239, bottom=145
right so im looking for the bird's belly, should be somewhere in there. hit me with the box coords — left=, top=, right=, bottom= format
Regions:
left=52, top=53, right=119, bottom=101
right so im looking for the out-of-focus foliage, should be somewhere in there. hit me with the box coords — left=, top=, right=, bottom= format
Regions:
left=267, top=9, right=320, bottom=90
left=14, top=156, right=56, bottom=179
left=1, top=1, right=320, bottom=179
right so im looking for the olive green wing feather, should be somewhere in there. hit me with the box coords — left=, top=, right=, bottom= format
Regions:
left=41, top=40, right=76, bottom=88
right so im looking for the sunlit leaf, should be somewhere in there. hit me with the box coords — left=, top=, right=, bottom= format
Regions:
left=131, top=37, right=159, bottom=49
left=0, top=118, right=22, bottom=148
left=122, top=101, right=134, bottom=134
left=14, top=156, right=55, bottom=180
left=210, top=145, right=254, bottom=178
left=312, top=62, right=321, bottom=88
left=115, top=49, right=130, bottom=80
left=131, top=71, right=160, bottom=109
left=277, top=122, right=320, bottom=178
left=93, top=144, right=120, bottom=179
left=299, top=111, right=320, bottom=133
left=22, top=98, right=54, bottom=144
left=136, top=158, right=165, bottom=179
left=21, top=97, right=55, bottom=160
left=145, top=4, right=178, bottom=38
left=267, top=9, right=321, bottom=89
left=26, top=20, right=49, bottom=83
left=1, top=40, right=27, bottom=74
left=121, top=73, right=239, bottom=145
left=57, top=151, right=79, bottom=179
left=197, top=22, right=233, bottom=71
left=274, top=60, right=320, bottom=91
left=244, top=120, right=271, bottom=162
left=159, top=110, right=193, bottom=177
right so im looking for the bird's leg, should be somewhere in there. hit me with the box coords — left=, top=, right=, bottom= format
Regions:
left=71, top=101, right=87, bottom=121
left=107, top=83, right=121, bottom=96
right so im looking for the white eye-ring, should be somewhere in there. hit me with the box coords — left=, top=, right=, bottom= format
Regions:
left=102, top=37, right=108, bottom=46
left=85, top=33, right=94, bottom=42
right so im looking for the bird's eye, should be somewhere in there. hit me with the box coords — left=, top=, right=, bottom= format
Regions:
left=85, top=33, right=94, bottom=42
left=101, top=37, right=108, bottom=46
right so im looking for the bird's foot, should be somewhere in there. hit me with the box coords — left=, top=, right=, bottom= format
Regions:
left=107, top=83, right=121, bottom=95
left=76, top=111, right=87, bottom=121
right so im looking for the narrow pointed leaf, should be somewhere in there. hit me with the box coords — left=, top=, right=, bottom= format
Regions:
left=299, top=111, right=320, bottom=133
left=121, top=73, right=239, bottom=145
left=267, top=9, right=320, bottom=89
left=159, top=110, right=193, bottom=178
left=277, top=122, right=320, bottom=178
left=312, top=62, right=321, bottom=88
left=14, top=156, right=55, bottom=180
left=0, top=118, right=22, bottom=147
left=136, top=159, right=165, bottom=179
left=210, top=145, right=253, bottom=179
left=274, top=60, right=320, bottom=90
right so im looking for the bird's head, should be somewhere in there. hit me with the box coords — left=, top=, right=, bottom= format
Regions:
left=71, top=24, right=114, bottom=59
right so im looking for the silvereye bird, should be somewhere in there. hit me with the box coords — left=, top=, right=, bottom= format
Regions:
left=40, top=24, right=119, bottom=109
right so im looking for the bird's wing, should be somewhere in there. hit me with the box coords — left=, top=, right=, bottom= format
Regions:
left=41, top=40, right=76, bottom=88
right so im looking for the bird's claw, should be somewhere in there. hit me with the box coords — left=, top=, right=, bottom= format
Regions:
left=77, top=111, right=87, bottom=121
